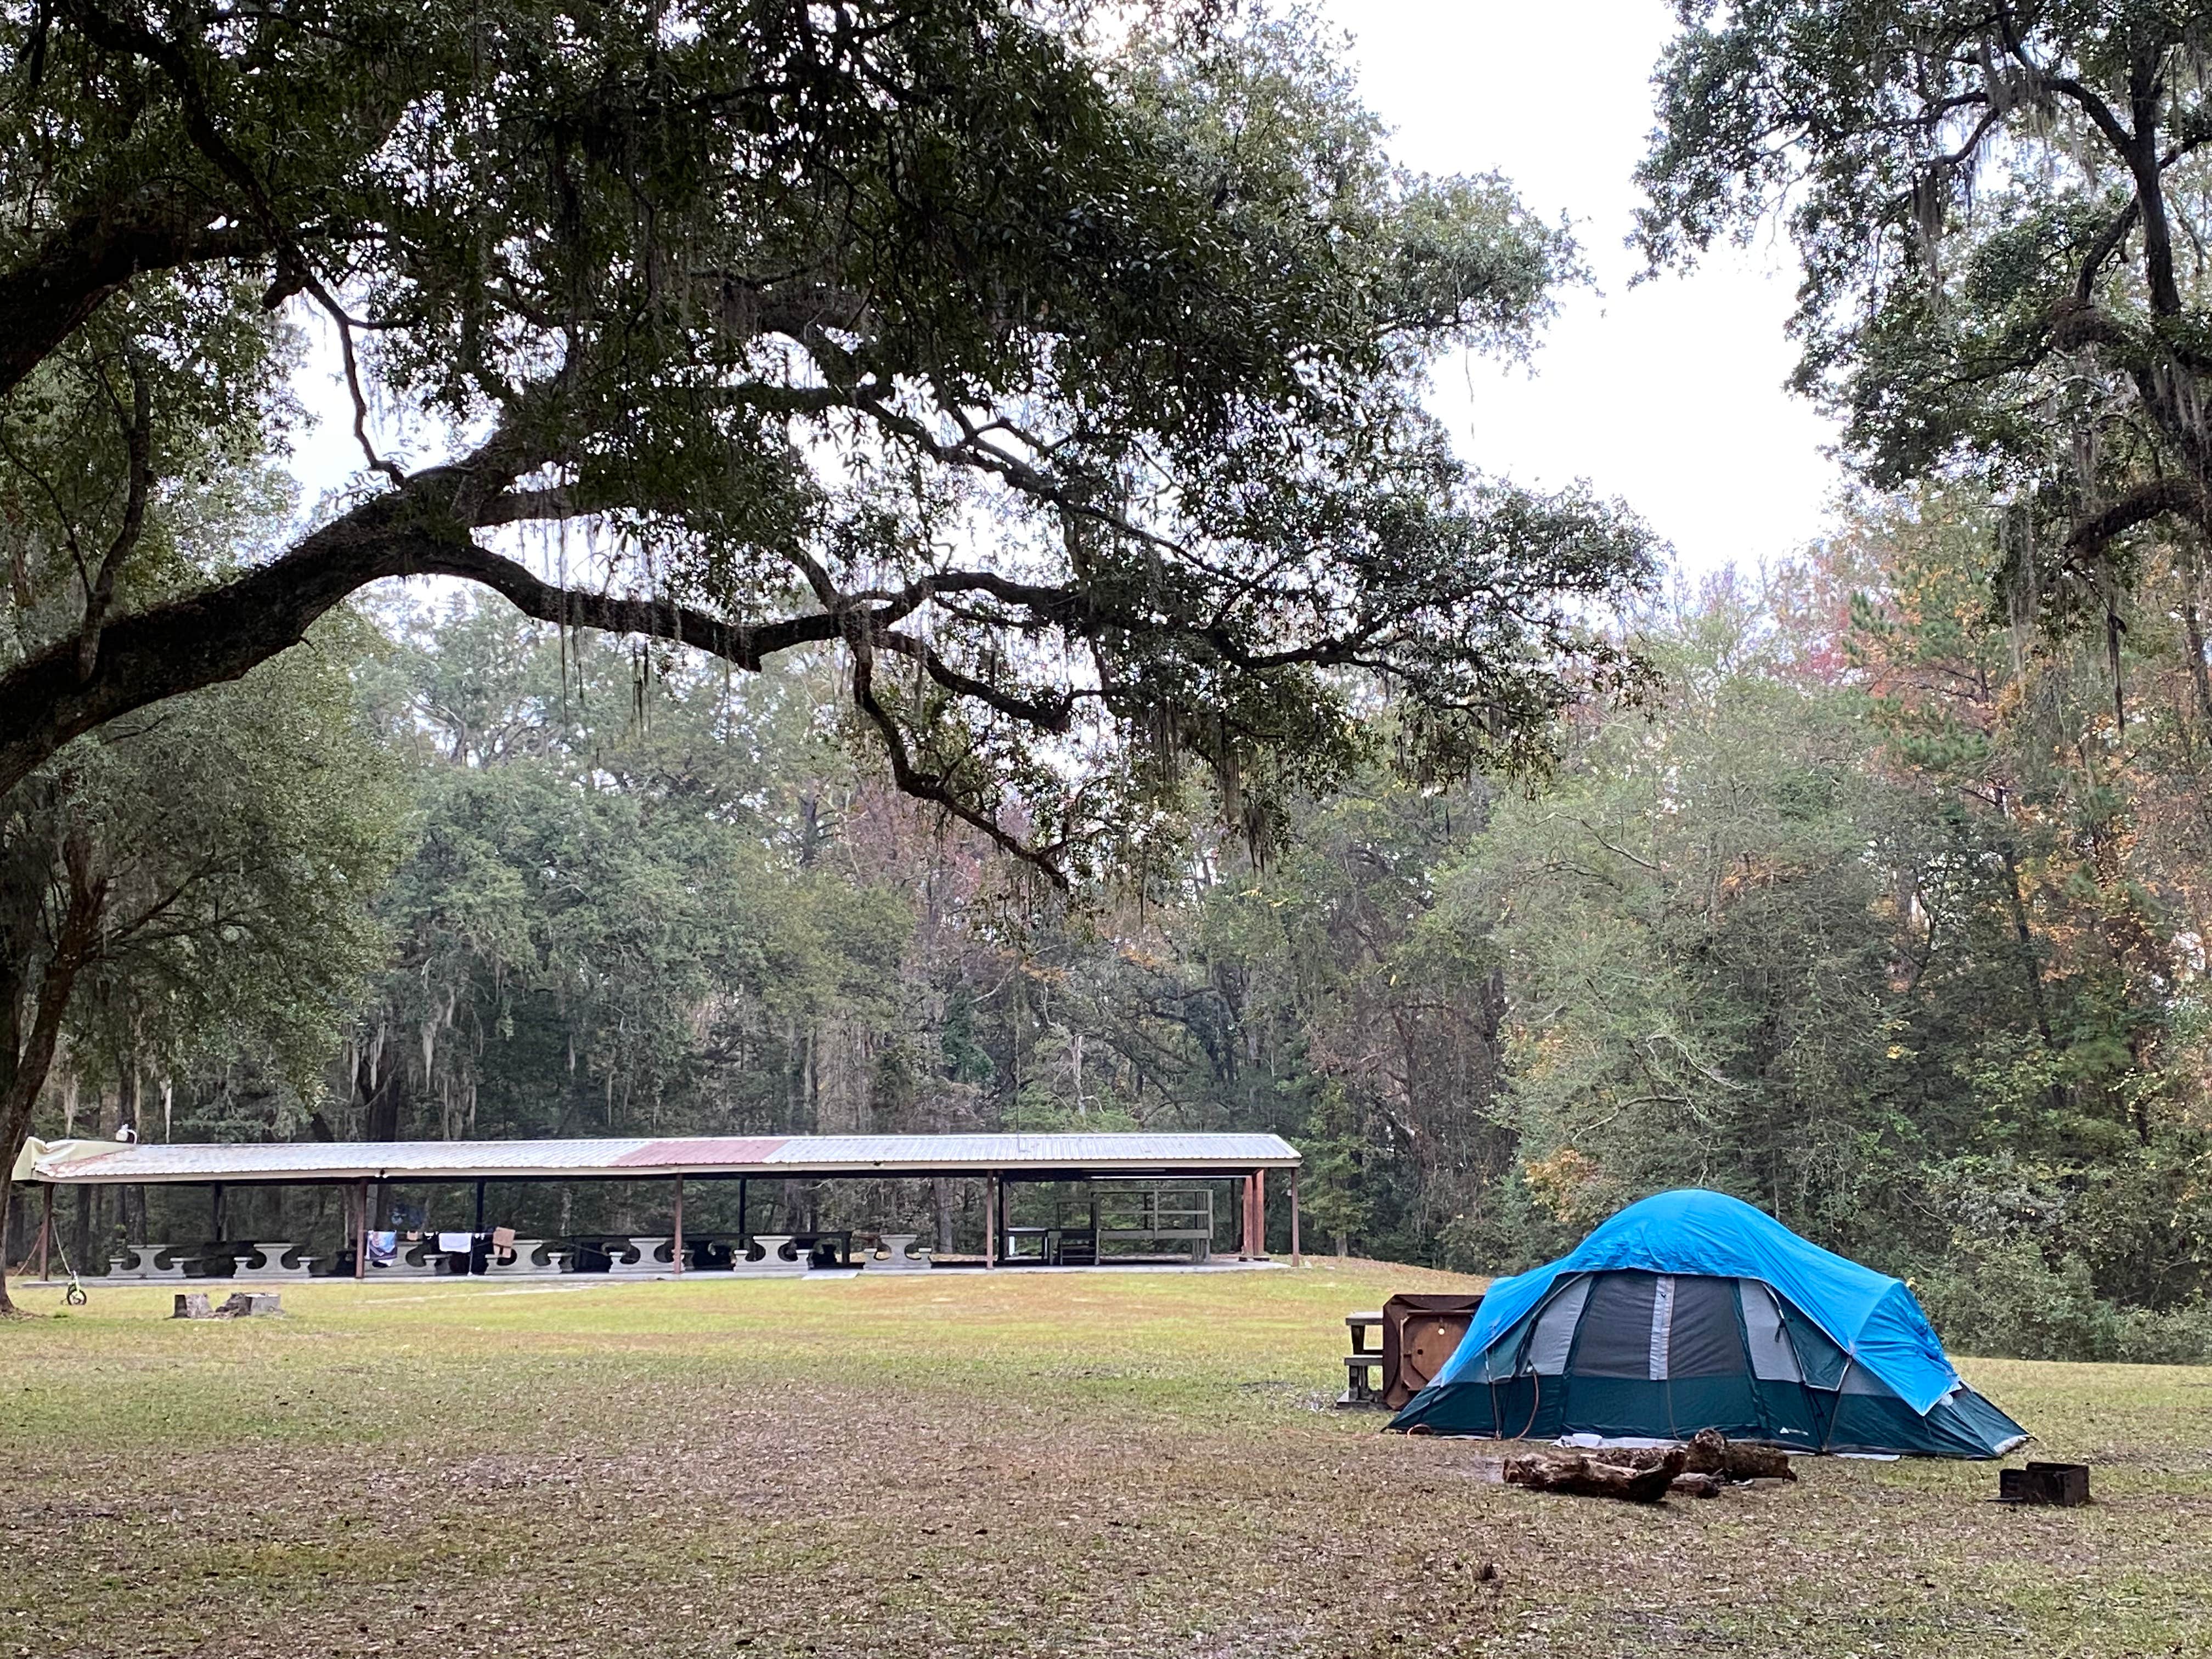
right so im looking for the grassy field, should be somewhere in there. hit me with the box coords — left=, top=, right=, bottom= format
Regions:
left=1, top=1260, right=2208, bottom=1658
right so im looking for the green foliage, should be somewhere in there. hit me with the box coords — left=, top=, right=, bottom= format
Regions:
left=27, top=613, right=410, bottom=1134
left=1399, top=494, right=2212, bottom=1352
left=1637, top=1, right=2212, bottom=646
left=1430, top=574, right=1911, bottom=1255
left=340, top=599, right=916, bottom=1143
left=30, top=492, right=2212, bottom=1365
left=0, top=0, right=1653, bottom=878
left=1914, top=1236, right=2212, bottom=1365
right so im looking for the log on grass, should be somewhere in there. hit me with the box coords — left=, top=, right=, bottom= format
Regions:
left=1503, top=1447, right=1686, bottom=1503
left=1679, top=1429, right=1796, bottom=1482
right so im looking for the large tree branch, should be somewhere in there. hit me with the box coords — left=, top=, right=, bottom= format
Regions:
left=869, top=629, right=1078, bottom=732
left=0, top=185, right=268, bottom=399
left=61, top=1, right=284, bottom=243
left=0, top=3, right=416, bottom=402
left=2124, top=49, right=2182, bottom=317
left=2066, top=474, right=2212, bottom=557
left=0, top=462, right=894, bottom=798
left=0, top=444, right=1087, bottom=845
left=1993, top=17, right=2181, bottom=318
left=75, top=358, right=154, bottom=681
left=843, top=619, right=1068, bottom=887
left=2074, top=199, right=2140, bottom=306
left=0, top=476, right=483, bottom=795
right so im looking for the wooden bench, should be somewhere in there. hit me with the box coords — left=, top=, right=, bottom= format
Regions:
left=1341, top=1311, right=1386, bottom=1406
left=1094, top=1187, right=1215, bottom=1263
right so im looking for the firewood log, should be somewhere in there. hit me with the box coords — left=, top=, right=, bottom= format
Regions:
left=1674, top=1429, right=1797, bottom=1482
left=1503, top=1446, right=1687, bottom=1503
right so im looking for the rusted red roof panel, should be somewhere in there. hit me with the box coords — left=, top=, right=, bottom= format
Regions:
left=612, top=1137, right=789, bottom=1169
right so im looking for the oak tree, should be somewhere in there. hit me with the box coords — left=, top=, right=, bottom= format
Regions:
left=1, top=0, right=1651, bottom=881
left=1638, top=1, right=2212, bottom=665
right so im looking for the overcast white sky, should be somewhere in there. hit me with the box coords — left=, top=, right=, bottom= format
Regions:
left=292, top=1, right=1842, bottom=575
left=1320, top=0, right=1842, bottom=573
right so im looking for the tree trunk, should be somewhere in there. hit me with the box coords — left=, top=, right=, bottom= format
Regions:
left=359, top=1039, right=404, bottom=1142
left=1996, top=838, right=2069, bottom=1118
left=0, top=812, right=106, bottom=1316
left=2183, top=597, right=2212, bottom=733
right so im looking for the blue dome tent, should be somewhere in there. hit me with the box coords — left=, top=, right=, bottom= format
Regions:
left=1389, top=1189, right=2027, bottom=1458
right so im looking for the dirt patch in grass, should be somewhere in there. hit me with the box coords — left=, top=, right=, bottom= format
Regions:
left=2, top=1262, right=2208, bottom=1657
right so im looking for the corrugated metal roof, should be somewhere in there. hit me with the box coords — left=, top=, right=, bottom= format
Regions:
left=613, top=1137, right=791, bottom=1168
left=17, top=1131, right=1300, bottom=1185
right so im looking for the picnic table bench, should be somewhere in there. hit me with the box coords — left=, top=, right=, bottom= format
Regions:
left=868, top=1233, right=930, bottom=1271
left=763, top=1231, right=852, bottom=1268
left=1002, top=1224, right=1097, bottom=1265
left=1335, top=1295, right=1484, bottom=1409
left=1341, top=1311, right=1386, bottom=1406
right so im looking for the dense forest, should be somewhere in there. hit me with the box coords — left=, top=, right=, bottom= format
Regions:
left=19, top=478, right=2212, bottom=1362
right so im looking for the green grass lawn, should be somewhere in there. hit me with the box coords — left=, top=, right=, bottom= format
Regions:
left=2, top=1261, right=2208, bottom=1658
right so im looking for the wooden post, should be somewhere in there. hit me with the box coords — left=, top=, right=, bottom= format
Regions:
left=737, top=1177, right=749, bottom=1249
left=1254, top=1167, right=1267, bottom=1259
left=354, top=1178, right=369, bottom=1281
left=472, top=1179, right=486, bottom=1232
left=1289, top=1166, right=1301, bottom=1267
left=1237, top=1175, right=1253, bottom=1260
left=672, top=1175, right=685, bottom=1276
left=37, top=1183, right=53, bottom=1283
left=984, top=1173, right=997, bottom=1269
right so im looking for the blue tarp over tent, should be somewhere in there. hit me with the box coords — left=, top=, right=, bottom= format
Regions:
left=1388, top=1189, right=2027, bottom=1457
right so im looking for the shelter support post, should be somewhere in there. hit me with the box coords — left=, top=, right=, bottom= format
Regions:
left=737, top=1178, right=748, bottom=1246
left=1254, top=1168, right=1267, bottom=1260
left=354, top=1178, right=369, bottom=1282
left=672, top=1175, right=684, bottom=1276
left=37, top=1183, right=53, bottom=1283
left=1289, top=1167, right=1301, bottom=1267
left=984, top=1173, right=997, bottom=1269
left=473, top=1180, right=486, bottom=1232
left=1237, top=1175, right=1252, bottom=1260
